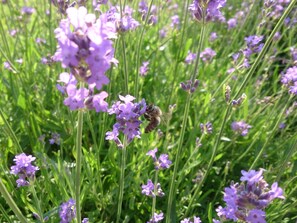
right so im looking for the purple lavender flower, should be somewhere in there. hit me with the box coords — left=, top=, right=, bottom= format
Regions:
left=189, top=0, right=226, bottom=22
left=21, top=6, right=35, bottom=15
left=10, top=153, right=39, bottom=187
left=141, top=179, right=164, bottom=197
left=9, top=29, right=17, bottom=37
left=159, top=28, right=167, bottom=38
left=290, top=47, right=297, bottom=63
left=231, top=121, right=252, bottom=136
left=180, top=216, right=201, bottom=223
left=216, top=169, right=284, bottom=222
left=180, top=79, right=199, bottom=93
left=200, top=122, right=213, bottom=134
left=281, top=66, right=297, bottom=95
left=185, top=51, right=197, bottom=64
left=200, top=48, right=216, bottom=62
left=105, top=6, right=140, bottom=33
left=243, top=35, right=264, bottom=58
left=59, top=199, right=76, bottom=223
left=49, top=132, right=61, bottom=145
left=82, top=218, right=89, bottom=223
left=53, top=6, right=117, bottom=95
left=171, top=15, right=180, bottom=29
left=209, top=32, right=218, bottom=42
left=3, top=61, right=12, bottom=71
left=147, top=148, right=172, bottom=170
left=147, top=212, right=164, bottom=223
left=106, top=95, right=146, bottom=146
left=227, top=18, right=237, bottom=29
left=140, top=61, right=150, bottom=76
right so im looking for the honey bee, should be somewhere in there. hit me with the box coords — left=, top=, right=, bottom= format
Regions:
left=144, top=104, right=163, bottom=133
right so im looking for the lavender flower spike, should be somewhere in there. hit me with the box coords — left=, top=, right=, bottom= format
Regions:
left=10, top=153, right=39, bottom=187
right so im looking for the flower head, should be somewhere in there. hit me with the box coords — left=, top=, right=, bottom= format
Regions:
left=189, top=0, right=226, bottom=22
left=106, top=95, right=146, bottom=146
left=216, top=169, right=285, bottom=222
left=10, top=153, right=39, bottom=187
left=147, top=148, right=172, bottom=170
left=59, top=199, right=76, bottom=223
left=231, top=121, right=252, bottom=136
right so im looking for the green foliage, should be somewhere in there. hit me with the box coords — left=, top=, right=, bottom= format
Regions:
left=0, top=0, right=296, bottom=222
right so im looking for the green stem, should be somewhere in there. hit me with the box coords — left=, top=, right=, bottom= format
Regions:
left=121, top=36, right=129, bottom=94
left=166, top=0, right=191, bottom=108
left=30, top=183, right=44, bottom=223
left=0, top=178, right=28, bottom=223
left=151, top=171, right=159, bottom=218
left=166, top=93, right=191, bottom=223
left=116, top=138, right=127, bottom=223
left=134, top=0, right=154, bottom=99
left=75, top=109, right=84, bottom=223
left=185, top=0, right=297, bottom=215
left=250, top=95, right=293, bottom=170
left=0, top=108, right=23, bottom=153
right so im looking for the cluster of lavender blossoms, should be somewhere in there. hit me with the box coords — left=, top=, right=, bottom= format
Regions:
left=106, top=95, right=146, bottom=148
left=280, top=66, right=297, bottom=95
left=146, top=148, right=172, bottom=170
left=200, top=48, right=216, bottom=62
left=216, top=169, right=284, bottom=223
left=59, top=199, right=76, bottom=223
left=189, top=0, right=226, bottom=22
left=138, top=1, right=158, bottom=25
left=142, top=148, right=172, bottom=223
left=180, top=216, right=202, bottom=223
left=231, top=121, right=252, bottom=136
left=53, top=6, right=117, bottom=111
left=10, top=153, right=39, bottom=187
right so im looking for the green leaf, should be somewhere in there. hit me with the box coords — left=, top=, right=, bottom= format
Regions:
left=17, top=93, right=26, bottom=110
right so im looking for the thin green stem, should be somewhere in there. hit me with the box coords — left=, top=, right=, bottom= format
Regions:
left=121, top=36, right=129, bottom=94
left=166, top=0, right=191, bottom=107
left=190, top=16, right=206, bottom=82
left=185, top=0, right=297, bottom=215
left=166, top=13, right=206, bottom=222
left=75, top=108, right=84, bottom=223
left=116, top=138, right=127, bottom=223
left=166, top=93, right=191, bottom=223
left=250, top=95, right=293, bottom=170
left=0, top=178, right=28, bottom=223
left=0, top=108, right=23, bottom=153
left=30, top=183, right=44, bottom=223
left=134, top=0, right=154, bottom=99
left=151, top=171, right=159, bottom=218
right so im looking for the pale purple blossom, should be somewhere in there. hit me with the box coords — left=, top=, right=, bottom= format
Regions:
left=59, top=199, right=76, bottom=223
left=216, top=169, right=284, bottom=222
left=49, top=132, right=61, bottom=145
left=185, top=51, right=197, bottom=64
left=141, top=179, right=164, bottom=197
left=10, top=153, right=39, bottom=187
left=171, top=15, right=180, bottom=28
left=200, top=48, right=216, bottom=62
left=281, top=66, right=297, bottom=95
left=189, top=0, right=226, bottom=22
left=147, top=148, right=172, bottom=170
left=227, top=18, right=237, bottom=29
left=231, top=121, right=252, bottom=136
left=209, top=32, right=218, bottom=42
left=147, top=212, right=164, bottom=223
left=21, top=6, right=35, bottom=15
left=140, top=61, right=149, bottom=76
left=106, top=95, right=146, bottom=146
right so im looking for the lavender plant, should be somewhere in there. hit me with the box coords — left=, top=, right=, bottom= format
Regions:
left=0, top=0, right=296, bottom=222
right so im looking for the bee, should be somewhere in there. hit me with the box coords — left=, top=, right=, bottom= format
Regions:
left=144, top=104, right=163, bottom=133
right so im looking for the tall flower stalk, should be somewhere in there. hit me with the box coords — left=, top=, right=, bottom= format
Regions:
left=166, top=9, right=207, bottom=223
left=0, top=179, right=28, bottom=223
left=75, top=107, right=84, bottom=222
left=116, top=137, right=127, bottom=223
